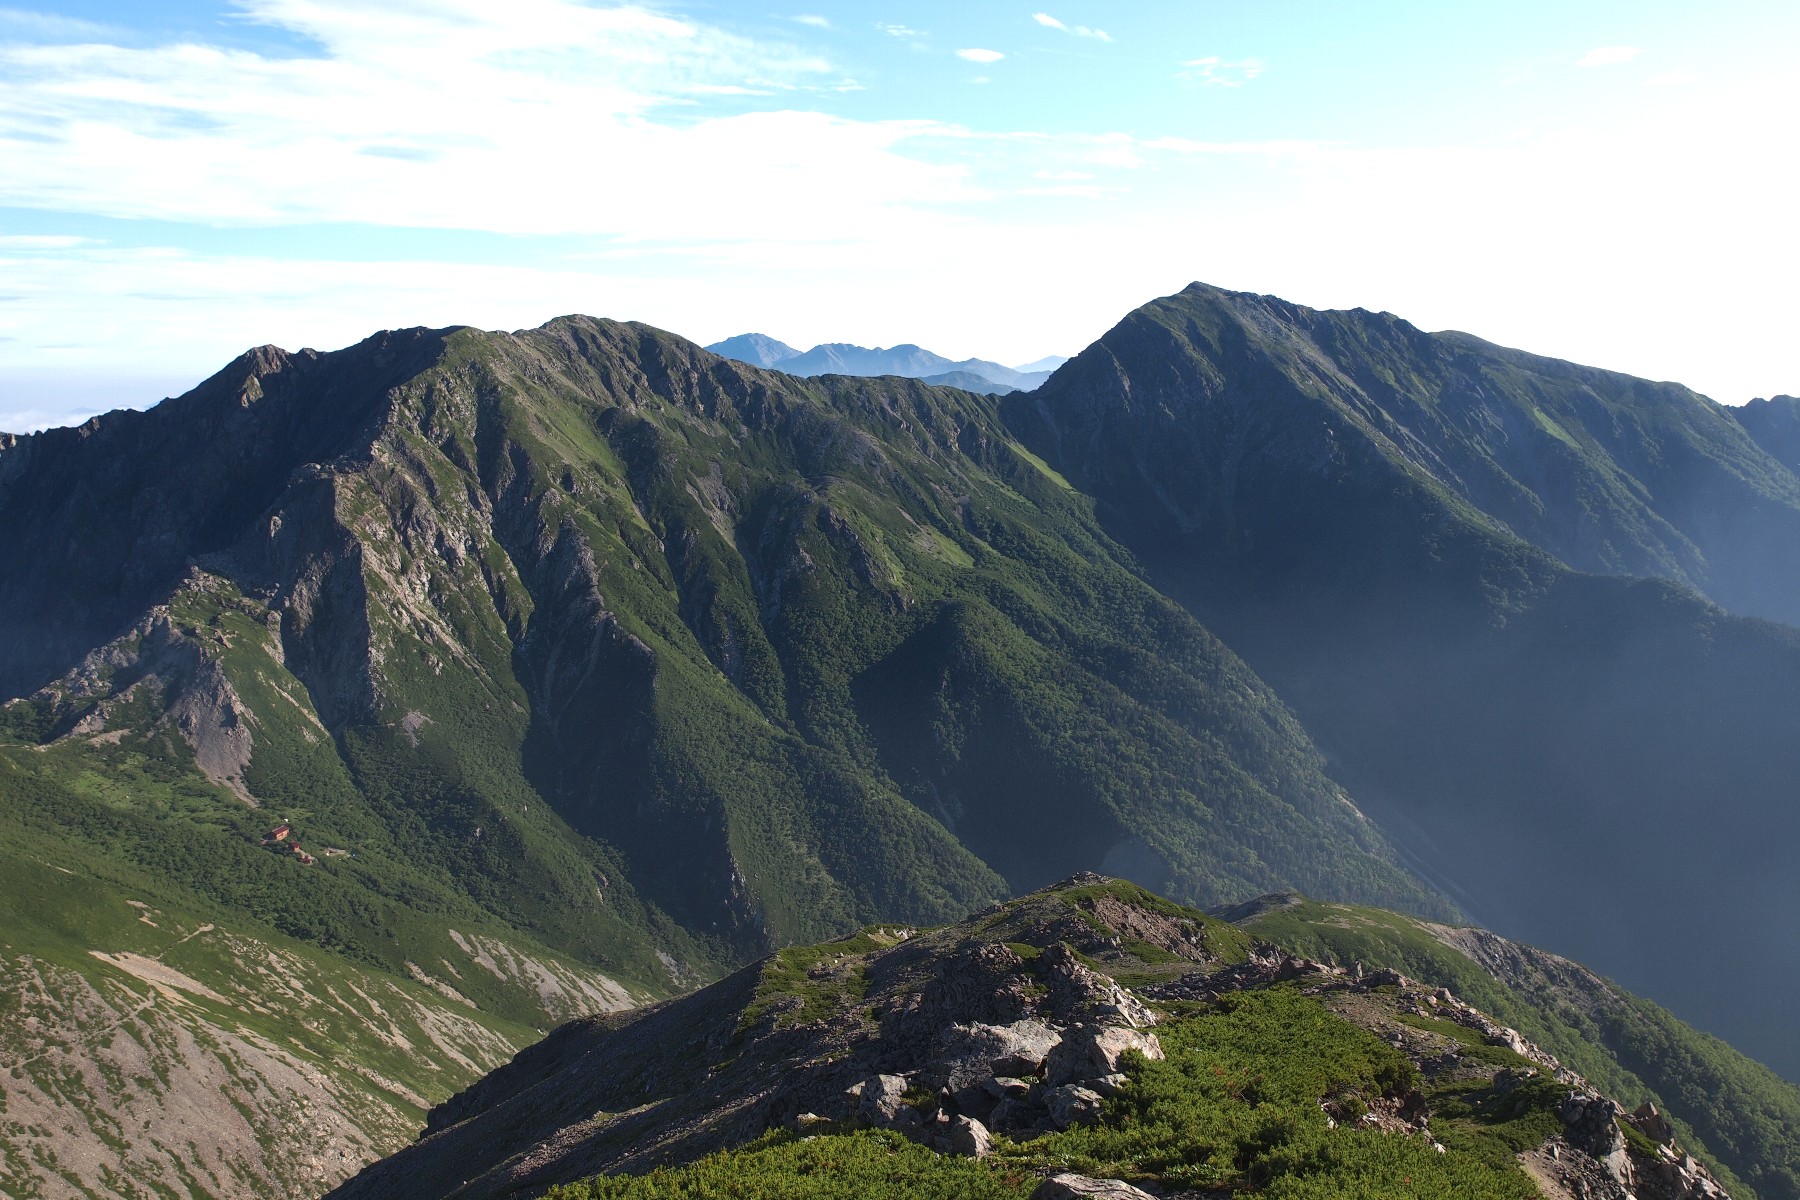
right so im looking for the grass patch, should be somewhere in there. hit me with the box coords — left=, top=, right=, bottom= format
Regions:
left=543, top=1130, right=1035, bottom=1200
left=738, top=927, right=913, bottom=1031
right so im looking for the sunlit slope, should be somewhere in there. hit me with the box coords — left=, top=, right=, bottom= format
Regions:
left=334, top=877, right=1794, bottom=1200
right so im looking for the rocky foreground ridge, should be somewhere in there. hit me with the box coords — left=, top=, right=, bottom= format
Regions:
left=331, top=876, right=1733, bottom=1200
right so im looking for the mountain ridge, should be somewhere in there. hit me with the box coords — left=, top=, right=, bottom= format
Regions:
left=1004, top=281, right=1800, bottom=1079
left=4, top=283, right=1800, bottom=1197
left=1, top=302, right=1460, bottom=1197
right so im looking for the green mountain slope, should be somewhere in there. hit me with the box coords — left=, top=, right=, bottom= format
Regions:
left=1004, top=283, right=1800, bottom=1082
left=0, top=771, right=638, bottom=1199
left=1230, top=894, right=1800, bottom=1200
left=0, top=316, right=1452, bottom=1194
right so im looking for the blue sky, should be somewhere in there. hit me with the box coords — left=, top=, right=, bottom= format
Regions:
left=1, top=1, right=1797, bottom=430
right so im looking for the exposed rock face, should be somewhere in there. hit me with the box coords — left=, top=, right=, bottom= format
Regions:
left=36, top=590, right=263, bottom=803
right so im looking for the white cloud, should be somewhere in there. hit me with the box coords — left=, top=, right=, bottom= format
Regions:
left=1178, top=56, right=1265, bottom=87
left=0, top=2, right=982, bottom=242
left=876, top=22, right=921, bottom=38
left=1032, top=13, right=1110, bottom=42
left=1578, top=46, right=1641, bottom=67
left=791, top=14, right=830, bottom=28
left=957, top=48, right=1004, bottom=63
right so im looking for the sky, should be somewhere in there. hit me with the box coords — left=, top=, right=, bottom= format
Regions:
left=1, top=1, right=1797, bottom=431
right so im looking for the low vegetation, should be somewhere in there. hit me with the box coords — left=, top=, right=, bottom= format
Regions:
left=548, top=989, right=1564, bottom=1200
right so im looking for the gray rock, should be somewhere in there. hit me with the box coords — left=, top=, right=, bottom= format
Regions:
left=1030, top=1173, right=1158, bottom=1200
left=1559, top=1093, right=1632, bottom=1184
left=846, top=1074, right=909, bottom=1126
left=985, top=1075, right=1034, bottom=1100
left=1630, top=1101, right=1677, bottom=1148
left=1090, top=1072, right=1131, bottom=1096
left=946, top=1114, right=993, bottom=1158
left=1044, top=1084, right=1105, bottom=1129
left=931, top=1020, right=1062, bottom=1092
left=1045, top=1025, right=1164, bottom=1087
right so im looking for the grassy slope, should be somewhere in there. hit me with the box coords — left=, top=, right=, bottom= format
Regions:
left=360, top=318, right=1447, bottom=935
left=0, top=791, right=540, bottom=1198
left=1238, top=897, right=1800, bottom=1200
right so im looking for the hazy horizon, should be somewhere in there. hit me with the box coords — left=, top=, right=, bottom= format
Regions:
left=3, top=0, right=1797, bottom=430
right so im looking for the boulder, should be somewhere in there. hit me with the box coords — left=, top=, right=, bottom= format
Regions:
left=1629, top=1101, right=1677, bottom=1148
left=1044, top=1084, right=1105, bottom=1129
left=846, top=1074, right=910, bottom=1126
left=932, top=1020, right=1061, bottom=1090
left=1485, top=1026, right=1532, bottom=1056
left=984, top=1076, right=1034, bottom=1100
left=1031, top=1173, right=1158, bottom=1200
left=1045, top=1025, right=1164, bottom=1087
left=1559, top=1093, right=1631, bottom=1184
left=946, top=1114, right=993, bottom=1158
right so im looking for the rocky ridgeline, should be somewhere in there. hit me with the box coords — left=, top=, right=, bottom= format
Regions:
left=328, top=877, right=1736, bottom=1200
left=822, top=928, right=1730, bottom=1200
left=1153, top=947, right=1728, bottom=1200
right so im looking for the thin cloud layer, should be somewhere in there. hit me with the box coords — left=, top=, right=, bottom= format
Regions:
left=1178, top=56, right=1264, bottom=86
left=1033, top=13, right=1111, bottom=42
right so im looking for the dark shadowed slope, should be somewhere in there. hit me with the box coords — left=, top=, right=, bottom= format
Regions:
left=1733, top=395, right=1800, bottom=475
left=1004, top=283, right=1800, bottom=1080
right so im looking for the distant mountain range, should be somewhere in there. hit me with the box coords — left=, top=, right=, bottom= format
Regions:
left=705, top=333, right=1066, bottom=394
